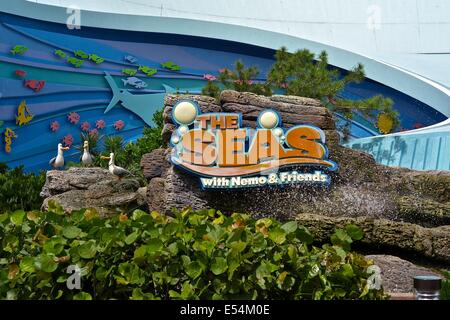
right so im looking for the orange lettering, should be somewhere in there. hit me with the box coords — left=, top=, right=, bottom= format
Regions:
left=285, top=127, right=324, bottom=159
left=181, top=129, right=217, bottom=165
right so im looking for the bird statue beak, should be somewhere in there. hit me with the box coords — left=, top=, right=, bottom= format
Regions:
left=62, top=147, right=70, bottom=150
left=101, top=156, right=110, bottom=160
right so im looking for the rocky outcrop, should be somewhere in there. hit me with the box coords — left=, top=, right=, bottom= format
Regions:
left=143, top=90, right=450, bottom=227
left=296, top=213, right=450, bottom=262
left=40, top=168, right=145, bottom=216
left=365, top=255, right=442, bottom=294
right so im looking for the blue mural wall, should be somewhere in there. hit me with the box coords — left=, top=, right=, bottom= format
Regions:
left=0, top=11, right=446, bottom=173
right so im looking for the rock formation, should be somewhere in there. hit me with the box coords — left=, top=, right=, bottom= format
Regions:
left=40, top=167, right=145, bottom=216
left=365, top=255, right=443, bottom=293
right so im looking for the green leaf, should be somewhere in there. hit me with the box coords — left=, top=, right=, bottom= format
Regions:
left=211, top=257, right=228, bottom=275
left=125, top=231, right=139, bottom=245
left=132, top=209, right=147, bottom=221
left=296, top=226, right=313, bottom=245
left=341, top=263, right=354, bottom=278
left=281, top=221, right=297, bottom=234
left=163, top=222, right=179, bottom=236
left=20, top=256, right=35, bottom=273
left=10, top=210, right=26, bottom=226
left=34, top=254, right=58, bottom=273
left=0, top=212, right=9, bottom=223
left=78, top=240, right=97, bottom=259
left=269, top=227, right=286, bottom=244
left=134, top=245, right=148, bottom=259
left=73, top=292, right=92, bottom=300
left=147, top=238, right=163, bottom=253
left=43, top=236, right=66, bottom=255
left=345, top=224, right=364, bottom=240
left=185, top=261, right=203, bottom=279
left=62, top=226, right=82, bottom=239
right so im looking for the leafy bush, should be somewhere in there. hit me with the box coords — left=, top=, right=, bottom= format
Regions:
left=202, top=60, right=272, bottom=99
left=0, top=204, right=386, bottom=300
left=0, top=164, right=45, bottom=212
left=442, top=270, right=450, bottom=300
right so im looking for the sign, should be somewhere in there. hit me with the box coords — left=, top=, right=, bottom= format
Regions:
left=170, top=100, right=338, bottom=189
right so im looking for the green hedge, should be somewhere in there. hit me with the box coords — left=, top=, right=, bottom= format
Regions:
left=0, top=164, right=45, bottom=212
left=0, top=203, right=387, bottom=300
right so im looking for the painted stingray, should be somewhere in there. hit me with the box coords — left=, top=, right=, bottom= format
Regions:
left=103, top=72, right=176, bottom=127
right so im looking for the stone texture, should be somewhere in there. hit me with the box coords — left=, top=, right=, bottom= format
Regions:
left=295, top=213, right=450, bottom=262
left=40, top=168, right=145, bottom=216
left=365, top=255, right=442, bottom=293
left=141, top=148, right=170, bottom=180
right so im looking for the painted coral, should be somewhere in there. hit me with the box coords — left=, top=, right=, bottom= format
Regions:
left=50, top=121, right=60, bottom=132
left=89, top=128, right=98, bottom=137
left=80, top=121, right=90, bottom=132
left=114, top=120, right=125, bottom=131
left=62, top=134, right=73, bottom=147
left=67, top=112, right=80, bottom=124
left=96, top=119, right=106, bottom=130
left=203, top=74, right=217, bottom=81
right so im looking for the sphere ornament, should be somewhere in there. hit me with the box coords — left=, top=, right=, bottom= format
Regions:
left=273, top=127, right=284, bottom=137
left=258, top=110, right=279, bottom=129
left=172, top=100, right=198, bottom=125
left=178, top=125, right=189, bottom=135
left=171, top=135, right=180, bottom=145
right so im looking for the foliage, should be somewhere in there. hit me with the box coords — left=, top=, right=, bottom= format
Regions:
left=202, top=60, right=272, bottom=99
left=0, top=164, right=45, bottom=212
left=268, top=47, right=399, bottom=136
left=75, top=132, right=103, bottom=157
left=442, top=270, right=450, bottom=300
left=0, top=204, right=387, bottom=300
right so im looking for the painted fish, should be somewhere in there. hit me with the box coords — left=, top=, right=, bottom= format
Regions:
left=122, top=77, right=147, bottom=89
left=54, top=49, right=66, bottom=59
left=124, top=55, right=138, bottom=64
left=10, top=45, right=28, bottom=55
left=89, top=54, right=105, bottom=64
left=138, top=65, right=157, bottom=76
left=104, top=72, right=176, bottom=127
left=74, top=50, right=89, bottom=59
left=67, top=57, right=84, bottom=68
left=161, top=61, right=181, bottom=71
left=14, top=70, right=27, bottom=78
left=16, top=100, right=33, bottom=126
left=24, top=80, right=46, bottom=92
left=122, top=68, right=138, bottom=76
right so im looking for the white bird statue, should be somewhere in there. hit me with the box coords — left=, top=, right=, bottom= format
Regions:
left=101, top=152, right=131, bottom=180
left=49, top=143, right=69, bottom=169
left=81, top=140, right=94, bottom=166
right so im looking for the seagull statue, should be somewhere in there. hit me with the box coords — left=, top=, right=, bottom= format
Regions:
left=101, top=152, right=131, bottom=180
left=49, top=143, right=69, bottom=169
left=81, top=140, right=94, bottom=166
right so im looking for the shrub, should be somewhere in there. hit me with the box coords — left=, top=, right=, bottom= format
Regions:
left=0, top=164, right=45, bottom=212
left=0, top=204, right=386, bottom=300
left=442, top=271, right=450, bottom=300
